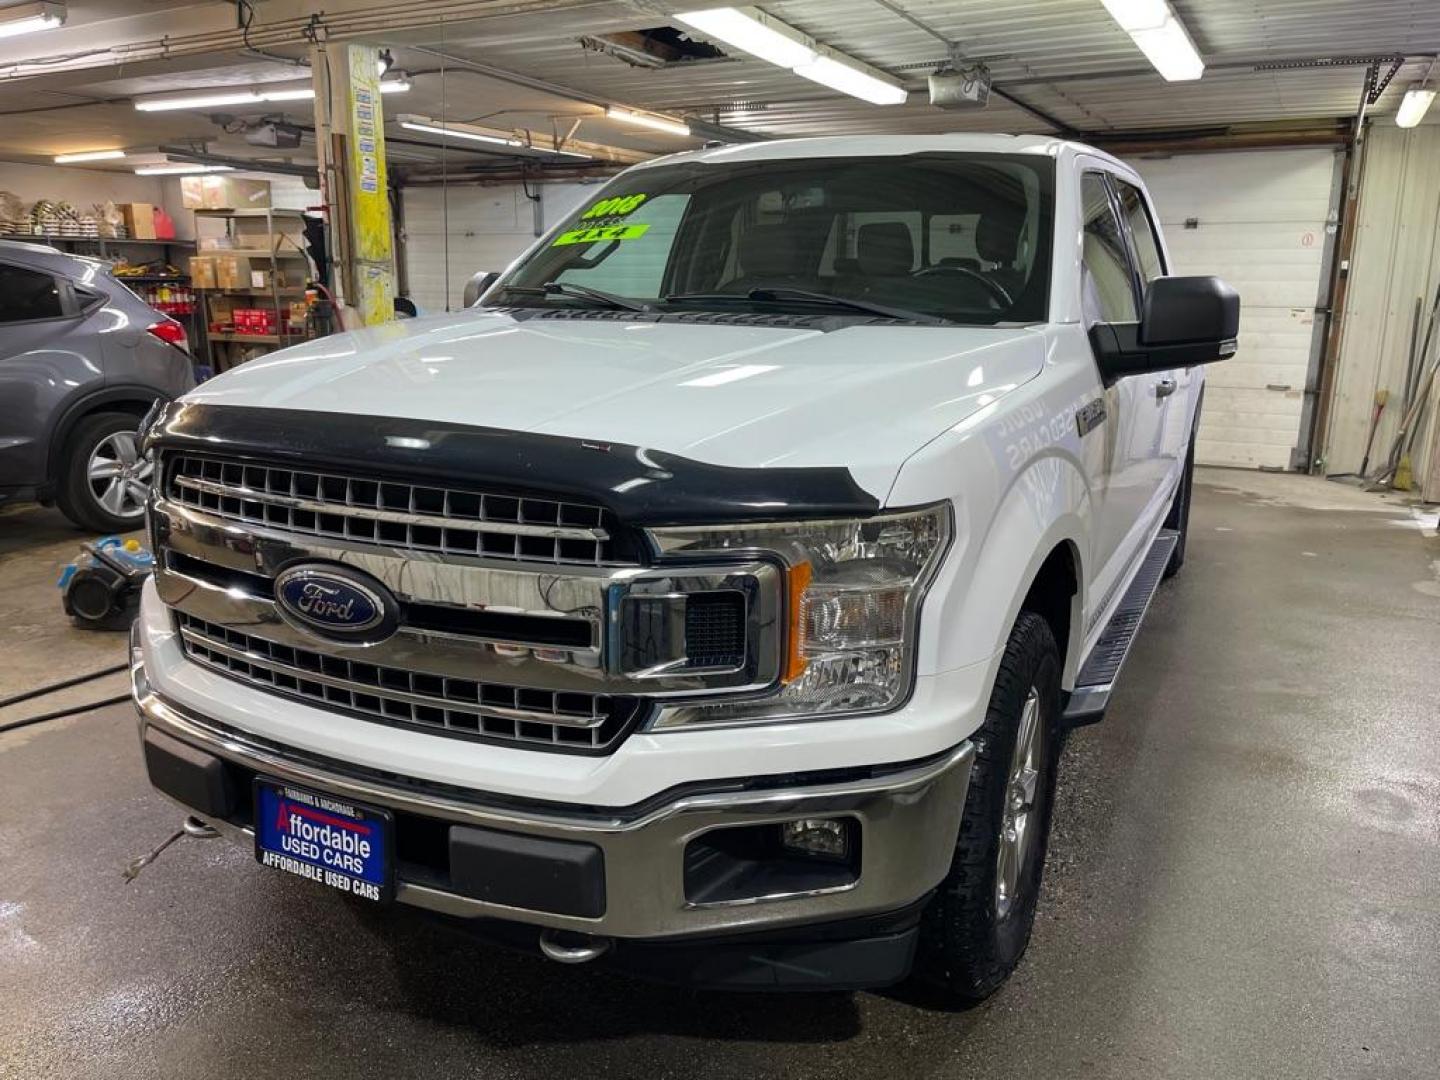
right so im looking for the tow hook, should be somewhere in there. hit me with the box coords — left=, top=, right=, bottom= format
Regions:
left=538, top=929, right=612, bottom=964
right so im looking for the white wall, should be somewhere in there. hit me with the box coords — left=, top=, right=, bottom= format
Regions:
left=1324, top=123, right=1440, bottom=493
left=0, top=160, right=165, bottom=221
left=400, top=180, right=599, bottom=313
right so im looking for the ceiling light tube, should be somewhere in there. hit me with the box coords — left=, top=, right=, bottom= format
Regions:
left=379, top=76, right=410, bottom=94
left=605, top=106, right=691, bottom=136
left=794, top=53, right=907, bottom=105
left=675, top=6, right=815, bottom=68
left=0, top=1, right=65, bottom=39
left=1100, top=0, right=1204, bottom=81
left=54, top=149, right=126, bottom=163
left=135, top=90, right=263, bottom=112
left=258, top=86, right=314, bottom=102
left=397, top=116, right=522, bottom=147
left=676, top=6, right=906, bottom=106
left=133, top=164, right=235, bottom=175
left=1396, top=86, right=1436, bottom=128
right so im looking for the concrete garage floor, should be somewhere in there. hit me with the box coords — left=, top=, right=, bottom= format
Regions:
left=2, top=469, right=1438, bottom=1080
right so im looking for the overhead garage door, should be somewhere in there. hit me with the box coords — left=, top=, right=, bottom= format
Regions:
left=1129, top=150, right=1341, bottom=469
left=401, top=182, right=593, bottom=313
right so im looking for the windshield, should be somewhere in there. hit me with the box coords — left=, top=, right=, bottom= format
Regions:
left=490, top=153, right=1054, bottom=325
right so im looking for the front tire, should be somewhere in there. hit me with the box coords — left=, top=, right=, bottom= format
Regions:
left=55, top=412, right=152, bottom=534
left=912, top=611, right=1062, bottom=1004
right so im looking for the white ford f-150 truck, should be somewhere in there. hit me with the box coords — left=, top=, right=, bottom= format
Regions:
left=131, top=134, right=1237, bottom=1000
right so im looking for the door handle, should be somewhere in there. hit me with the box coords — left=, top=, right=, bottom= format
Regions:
left=1153, top=378, right=1177, bottom=399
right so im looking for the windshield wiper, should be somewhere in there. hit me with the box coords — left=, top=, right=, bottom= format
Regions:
left=665, top=287, right=946, bottom=325
left=499, top=281, right=651, bottom=312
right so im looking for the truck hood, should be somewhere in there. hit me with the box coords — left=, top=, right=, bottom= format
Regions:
left=184, top=310, right=1044, bottom=501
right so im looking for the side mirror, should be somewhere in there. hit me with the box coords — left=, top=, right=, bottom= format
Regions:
left=1090, top=275, right=1240, bottom=383
left=462, top=270, right=500, bottom=308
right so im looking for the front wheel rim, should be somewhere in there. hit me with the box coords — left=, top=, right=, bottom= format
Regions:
left=87, top=431, right=150, bottom=521
left=995, top=686, right=1044, bottom=920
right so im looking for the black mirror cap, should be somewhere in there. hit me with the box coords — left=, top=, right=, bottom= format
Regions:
left=1091, top=275, right=1240, bottom=383
left=1141, top=275, right=1240, bottom=347
left=462, top=270, right=501, bottom=308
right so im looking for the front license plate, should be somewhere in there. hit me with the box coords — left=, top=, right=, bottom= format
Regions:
left=253, top=780, right=393, bottom=903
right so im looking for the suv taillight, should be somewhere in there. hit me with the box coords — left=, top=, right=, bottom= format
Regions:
left=147, top=319, right=188, bottom=351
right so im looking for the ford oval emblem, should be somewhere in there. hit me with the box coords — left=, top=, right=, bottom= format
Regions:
left=274, top=565, right=397, bottom=643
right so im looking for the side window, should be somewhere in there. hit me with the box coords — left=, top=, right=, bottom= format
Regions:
left=1080, top=173, right=1139, bottom=324
left=1114, top=179, right=1165, bottom=283
left=0, top=264, right=64, bottom=322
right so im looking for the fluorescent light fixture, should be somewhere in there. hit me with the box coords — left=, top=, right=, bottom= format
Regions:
left=397, top=116, right=522, bottom=147
left=0, top=1, right=64, bottom=39
left=1396, top=86, right=1436, bottom=128
left=134, top=77, right=408, bottom=113
left=1100, top=0, right=1204, bottom=81
left=605, top=106, right=690, bottom=136
left=795, top=54, right=907, bottom=105
left=258, top=86, right=314, bottom=102
left=676, top=6, right=906, bottom=105
left=1099, top=0, right=1169, bottom=31
left=133, top=163, right=235, bottom=176
left=135, top=90, right=263, bottom=112
left=54, top=149, right=126, bottom=163
left=675, top=7, right=814, bottom=68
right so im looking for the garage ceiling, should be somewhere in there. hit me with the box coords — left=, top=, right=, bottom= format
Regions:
left=0, top=0, right=1436, bottom=171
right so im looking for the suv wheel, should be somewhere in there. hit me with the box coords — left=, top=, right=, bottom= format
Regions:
left=56, top=412, right=153, bottom=533
left=912, top=611, right=1062, bottom=1004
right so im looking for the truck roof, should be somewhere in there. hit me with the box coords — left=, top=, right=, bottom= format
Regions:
left=632, top=133, right=1125, bottom=171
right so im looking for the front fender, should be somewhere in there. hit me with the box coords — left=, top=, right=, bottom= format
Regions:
left=893, top=380, right=1096, bottom=694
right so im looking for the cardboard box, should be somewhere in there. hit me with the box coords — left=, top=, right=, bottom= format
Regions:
left=187, top=256, right=217, bottom=290
left=215, top=255, right=254, bottom=291
left=118, top=202, right=156, bottom=240
left=196, top=236, right=234, bottom=252
left=180, top=176, right=271, bottom=210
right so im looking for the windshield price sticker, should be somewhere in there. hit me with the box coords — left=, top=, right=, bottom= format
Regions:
left=551, top=193, right=651, bottom=245
left=552, top=222, right=650, bottom=246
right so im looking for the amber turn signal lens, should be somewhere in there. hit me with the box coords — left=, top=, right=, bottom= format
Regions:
left=783, top=561, right=813, bottom=683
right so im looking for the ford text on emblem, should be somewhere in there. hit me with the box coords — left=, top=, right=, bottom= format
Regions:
left=274, top=565, right=397, bottom=643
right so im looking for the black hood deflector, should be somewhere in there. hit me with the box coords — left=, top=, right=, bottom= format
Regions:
left=144, top=402, right=879, bottom=526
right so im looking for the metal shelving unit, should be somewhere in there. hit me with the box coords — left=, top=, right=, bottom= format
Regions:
left=192, top=208, right=312, bottom=373
left=0, top=234, right=195, bottom=257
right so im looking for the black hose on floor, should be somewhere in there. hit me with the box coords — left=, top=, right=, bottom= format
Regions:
left=0, top=663, right=128, bottom=710
left=0, top=695, right=131, bottom=735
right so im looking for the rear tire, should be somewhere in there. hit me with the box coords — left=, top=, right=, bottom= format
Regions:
left=912, top=611, right=1062, bottom=1004
left=55, top=412, right=152, bottom=534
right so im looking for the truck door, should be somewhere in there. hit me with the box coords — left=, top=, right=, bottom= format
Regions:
left=1111, top=176, right=1191, bottom=488
left=1078, top=171, right=1170, bottom=588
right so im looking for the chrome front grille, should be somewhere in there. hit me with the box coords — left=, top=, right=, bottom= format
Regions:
left=177, top=613, right=638, bottom=750
left=166, top=454, right=615, bottom=565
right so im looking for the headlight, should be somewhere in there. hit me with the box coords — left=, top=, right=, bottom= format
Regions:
left=646, top=503, right=951, bottom=728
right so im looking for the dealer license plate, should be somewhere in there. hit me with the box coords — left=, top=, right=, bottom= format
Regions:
left=253, top=780, right=393, bottom=903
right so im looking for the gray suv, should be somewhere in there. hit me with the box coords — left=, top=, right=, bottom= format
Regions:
left=0, top=240, right=195, bottom=532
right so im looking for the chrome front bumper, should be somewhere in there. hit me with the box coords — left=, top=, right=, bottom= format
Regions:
left=132, top=647, right=973, bottom=941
